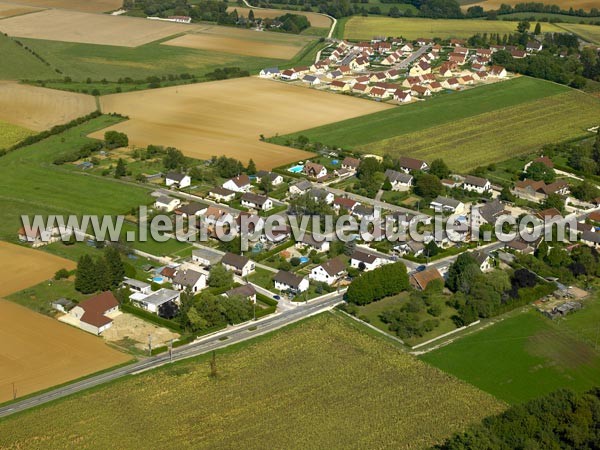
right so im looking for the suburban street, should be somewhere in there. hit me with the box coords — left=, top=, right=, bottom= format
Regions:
left=0, top=292, right=344, bottom=419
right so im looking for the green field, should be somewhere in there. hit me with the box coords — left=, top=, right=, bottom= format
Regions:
left=0, top=120, right=34, bottom=149
left=343, top=16, right=564, bottom=39
left=275, top=77, right=600, bottom=172
left=0, top=33, right=56, bottom=80
left=499, top=12, right=600, bottom=23
left=557, top=23, right=600, bottom=44
left=0, top=116, right=151, bottom=241
left=421, top=309, right=600, bottom=404
left=0, top=313, right=505, bottom=449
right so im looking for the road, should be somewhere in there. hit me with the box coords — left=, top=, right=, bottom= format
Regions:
left=395, top=44, right=431, bottom=70
left=0, top=292, right=344, bottom=419
left=322, top=184, right=420, bottom=216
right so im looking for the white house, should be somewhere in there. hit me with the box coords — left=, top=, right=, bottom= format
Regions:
left=154, top=196, right=181, bottom=212
left=394, top=90, right=412, bottom=103
left=350, top=250, right=383, bottom=271
left=309, top=258, right=346, bottom=285
left=256, top=170, right=283, bottom=186
left=259, top=67, right=280, bottom=78
left=222, top=252, right=255, bottom=277
left=172, top=269, right=206, bottom=293
left=303, top=162, right=327, bottom=179
left=430, top=196, right=466, bottom=214
left=289, top=180, right=312, bottom=196
left=223, top=174, right=251, bottom=193
left=471, top=250, right=493, bottom=272
left=489, top=65, right=507, bottom=78
left=309, top=188, right=334, bottom=205
left=131, top=289, right=180, bottom=316
left=122, top=278, right=152, bottom=295
left=241, top=192, right=273, bottom=211
left=68, top=291, right=119, bottom=335
left=341, top=157, right=361, bottom=172
left=463, top=175, right=491, bottom=194
left=385, top=169, right=413, bottom=191
left=296, top=233, right=330, bottom=253
left=302, top=74, right=321, bottom=86
left=273, top=270, right=309, bottom=293
left=192, top=248, right=223, bottom=267
left=165, top=172, right=191, bottom=189
left=398, top=156, right=428, bottom=173
left=209, top=187, right=236, bottom=202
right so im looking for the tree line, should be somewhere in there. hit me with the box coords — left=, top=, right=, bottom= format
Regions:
left=346, top=262, right=409, bottom=305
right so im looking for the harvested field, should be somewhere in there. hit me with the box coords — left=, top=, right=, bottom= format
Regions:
left=0, top=82, right=96, bottom=131
left=0, top=1, right=40, bottom=18
left=469, top=0, right=599, bottom=11
left=93, top=77, right=390, bottom=169
left=0, top=299, right=129, bottom=403
left=343, top=16, right=563, bottom=40
left=162, top=25, right=313, bottom=59
left=0, top=241, right=75, bottom=297
left=0, top=313, right=504, bottom=449
left=0, top=9, right=198, bottom=47
left=226, top=6, right=332, bottom=28
left=3, top=0, right=122, bottom=12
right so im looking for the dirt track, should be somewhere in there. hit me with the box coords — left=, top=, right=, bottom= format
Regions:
left=94, top=77, right=391, bottom=169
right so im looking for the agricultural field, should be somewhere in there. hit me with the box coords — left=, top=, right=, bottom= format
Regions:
left=557, top=23, right=600, bottom=44
left=342, top=16, right=563, bottom=40
left=0, top=9, right=199, bottom=47
left=0, top=115, right=150, bottom=240
left=275, top=77, right=600, bottom=172
left=421, top=309, right=600, bottom=404
left=2, top=0, right=122, bottom=12
left=0, top=82, right=96, bottom=130
left=497, top=12, right=600, bottom=23
left=0, top=32, right=56, bottom=80
left=162, top=25, right=314, bottom=59
left=0, top=119, right=34, bottom=149
left=468, top=0, right=599, bottom=11
left=93, top=77, right=390, bottom=169
left=0, top=313, right=504, bottom=449
left=226, top=6, right=332, bottom=28
left=0, top=1, right=40, bottom=18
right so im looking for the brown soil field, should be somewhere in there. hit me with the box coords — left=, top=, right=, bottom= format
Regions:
left=226, top=6, right=332, bottom=28
left=0, top=1, right=40, bottom=18
left=0, top=241, right=76, bottom=297
left=0, top=9, right=199, bottom=47
left=4, top=0, right=122, bottom=12
left=161, top=24, right=313, bottom=59
left=93, top=77, right=391, bottom=169
left=0, top=299, right=130, bottom=403
left=469, top=0, right=599, bottom=10
left=0, top=82, right=97, bottom=131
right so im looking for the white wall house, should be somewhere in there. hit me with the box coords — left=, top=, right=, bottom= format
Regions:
left=309, top=258, right=346, bottom=285
left=154, top=196, right=181, bottom=212
left=273, top=271, right=309, bottom=293
left=165, top=172, right=191, bottom=189
left=463, top=175, right=491, bottom=194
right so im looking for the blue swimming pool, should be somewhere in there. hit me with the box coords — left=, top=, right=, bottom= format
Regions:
left=153, top=276, right=164, bottom=284
left=288, top=165, right=304, bottom=173
left=331, top=159, right=339, bottom=165
left=299, top=256, right=309, bottom=264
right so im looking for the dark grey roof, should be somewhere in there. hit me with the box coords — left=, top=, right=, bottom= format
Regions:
left=210, top=187, right=235, bottom=197
left=464, top=175, right=488, bottom=188
left=478, top=199, right=504, bottom=224
left=192, top=248, right=223, bottom=265
left=431, top=196, right=462, bottom=209
left=385, top=169, right=413, bottom=184
left=351, top=250, right=377, bottom=264
left=292, top=180, right=312, bottom=191
left=172, top=269, right=204, bottom=288
left=274, top=270, right=305, bottom=289
left=241, top=192, right=270, bottom=206
left=353, top=204, right=375, bottom=216
left=222, top=252, right=250, bottom=270
left=226, top=284, right=256, bottom=298
left=582, top=231, right=600, bottom=244
left=176, top=202, right=207, bottom=216
left=166, top=172, right=187, bottom=182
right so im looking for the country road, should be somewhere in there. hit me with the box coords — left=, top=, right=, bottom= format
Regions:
left=0, top=293, right=344, bottom=419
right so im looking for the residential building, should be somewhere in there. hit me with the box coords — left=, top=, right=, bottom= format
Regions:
left=192, top=248, right=223, bottom=267
left=274, top=271, right=309, bottom=293
left=154, top=196, right=181, bottom=212
left=289, top=180, right=312, bottom=196
left=222, top=252, right=255, bottom=277
left=303, top=162, right=327, bottom=179
left=172, top=269, right=206, bottom=293
left=259, top=67, right=280, bottom=78
left=398, top=156, right=428, bottom=173
left=333, top=196, right=358, bottom=212
left=350, top=250, right=382, bottom=271
left=165, top=172, right=191, bottom=189
left=241, top=192, right=273, bottom=211
left=69, top=291, right=119, bottom=335
left=209, top=187, right=236, bottom=203
left=255, top=170, right=283, bottom=186
left=130, top=288, right=180, bottom=317
left=384, top=169, right=413, bottom=190
left=225, top=284, right=257, bottom=302
left=471, top=250, right=493, bottom=272
left=310, top=258, right=346, bottom=285
left=223, top=174, right=251, bottom=193
left=296, top=233, right=330, bottom=252
left=409, top=268, right=443, bottom=290
left=341, top=157, right=361, bottom=172
left=430, top=196, right=465, bottom=214
left=308, top=187, right=334, bottom=205
left=122, top=278, right=152, bottom=295
left=463, top=175, right=491, bottom=193
left=175, top=202, right=207, bottom=218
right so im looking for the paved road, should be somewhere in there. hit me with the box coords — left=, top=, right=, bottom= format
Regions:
left=394, top=44, right=431, bottom=70
left=0, top=293, right=344, bottom=419
left=322, top=184, right=421, bottom=216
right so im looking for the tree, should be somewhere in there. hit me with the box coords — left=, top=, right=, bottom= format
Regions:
left=104, top=246, right=125, bottom=288
left=95, top=257, right=112, bottom=292
left=382, top=177, right=392, bottom=191
left=446, top=253, right=480, bottom=293
left=74, top=254, right=97, bottom=294
left=248, top=9, right=254, bottom=21
left=500, top=185, right=516, bottom=202
left=534, top=22, right=541, bottom=34
left=54, top=268, right=70, bottom=280
left=542, top=193, right=564, bottom=213
left=104, top=131, right=128, bottom=149
left=525, top=161, right=555, bottom=183
left=517, top=20, right=530, bottom=34
left=246, top=159, right=256, bottom=175
left=208, top=265, right=233, bottom=288
left=259, top=176, right=271, bottom=194
left=414, top=173, right=443, bottom=199
left=429, top=159, right=450, bottom=180
left=163, top=147, right=185, bottom=170
left=114, top=158, right=127, bottom=178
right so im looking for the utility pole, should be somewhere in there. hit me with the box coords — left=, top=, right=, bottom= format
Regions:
left=12, top=383, right=16, bottom=401
left=148, top=333, right=152, bottom=356
left=169, top=339, right=174, bottom=363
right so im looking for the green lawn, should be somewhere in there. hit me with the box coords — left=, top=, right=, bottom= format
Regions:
left=421, top=309, right=600, bottom=404
left=0, top=33, right=56, bottom=80
left=499, top=12, right=600, bottom=23
left=6, top=278, right=86, bottom=316
left=0, top=116, right=151, bottom=241
left=248, top=267, right=274, bottom=289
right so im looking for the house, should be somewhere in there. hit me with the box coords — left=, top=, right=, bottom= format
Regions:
left=303, top=162, right=327, bottom=179
left=330, top=80, right=350, bottom=92
left=399, top=156, right=428, bottom=173
left=222, top=174, right=251, bottom=193
left=175, top=202, right=207, bottom=218
left=159, top=266, right=177, bottom=283
left=353, top=204, right=377, bottom=221
left=409, top=268, right=443, bottom=290
left=310, top=257, right=346, bottom=285
left=394, top=90, right=412, bottom=103
left=350, top=250, right=382, bottom=271
left=131, top=288, right=180, bottom=317
left=203, top=206, right=231, bottom=226
left=369, top=87, right=389, bottom=99
left=471, top=62, right=487, bottom=72
left=308, top=187, right=334, bottom=204
left=471, top=199, right=505, bottom=227
left=448, top=53, right=467, bottom=65
left=400, top=43, right=414, bottom=52
left=52, top=298, right=75, bottom=313
left=513, top=179, right=569, bottom=202
left=352, top=83, right=371, bottom=95
left=302, top=74, right=321, bottom=86
left=450, top=38, right=466, bottom=47
left=225, top=284, right=257, bottom=302
left=255, top=170, right=283, bottom=186
left=370, top=72, right=388, bottom=83
left=17, top=225, right=59, bottom=247
left=259, top=67, right=280, bottom=78
left=280, top=69, right=299, bottom=81
left=409, top=60, right=431, bottom=76
left=463, top=175, right=491, bottom=193
left=241, top=192, right=273, bottom=211
left=395, top=240, right=425, bottom=257
left=476, top=48, right=492, bottom=58
left=122, top=278, right=152, bottom=295
left=429, top=81, right=443, bottom=92
left=537, top=207, right=563, bottom=221
left=386, top=68, right=401, bottom=79
left=416, top=37, right=433, bottom=46
left=154, top=196, right=181, bottom=212
left=489, top=65, right=507, bottom=78
left=526, top=41, right=543, bottom=52
left=411, top=84, right=432, bottom=97
left=385, top=169, right=413, bottom=190
left=69, top=291, right=119, bottom=335
left=222, top=252, right=255, bottom=277
left=172, top=269, right=206, bottom=293
left=274, top=270, right=309, bottom=293
left=209, top=187, right=236, bottom=203
left=511, top=49, right=527, bottom=58
left=296, top=233, right=330, bottom=252
left=454, top=46, right=469, bottom=55
left=341, top=157, right=361, bottom=171
left=289, top=180, right=312, bottom=196
left=438, top=61, right=457, bottom=77
left=192, top=248, right=223, bottom=267
left=430, top=196, right=465, bottom=214
left=333, top=196, right=358, bottom=212
left=471, top=250, right=493, bottom=272
left=459, top=75, right=474, bottom=85
left=442, top=77, right=460, bottom=89
left=165, top=172, right=191, bottom=189
left=505, top=239, right=534, bottom=254
left=581, top=230, right=600, bottom=249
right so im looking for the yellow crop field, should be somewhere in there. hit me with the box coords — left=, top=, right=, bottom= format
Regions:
left=226, top=6, right=332, bottom=28
left=558, top=23, right=600, bottom=44
left=0, top=119, right=33, bottom=149
left=0, top=313, right=505, bottom=449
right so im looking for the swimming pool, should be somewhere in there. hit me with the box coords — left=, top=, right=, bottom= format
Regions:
left=288, top=165, right=304, bottom=173
left=299, top=256, right=309, bottom=264
left=152, top=276, right=164, bottom=284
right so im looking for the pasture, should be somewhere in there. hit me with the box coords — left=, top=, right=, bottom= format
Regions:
left=0, top=1, right=40, bottom=18
left=0, top=9, right=199, bottom=47
left=162, top=25, right=314, bottom=59
left=0, top=313, right=504, bottom=449
left=0, top=82, right=96, bottom=131
left=2, top=0, right=122, bottom=12
left=0, top=33, right=56, bottom=80
left=0, top=119, right=33, bottom=149
left=558, top=23, right=600, bottom=44
left=343, top=16, right=563, bottom=40
left=226, top=6, right=332, bottom=28
left=93, top=77, right=390, bottom=169
left=421, top=310, right=600, bottom=404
